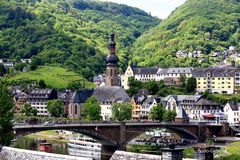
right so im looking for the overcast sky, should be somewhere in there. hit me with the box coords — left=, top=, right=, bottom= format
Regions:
left=100, top=0, right=186, bottom=19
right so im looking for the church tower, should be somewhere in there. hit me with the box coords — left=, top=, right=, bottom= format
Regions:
left=105, top=33, right=119, bottom=86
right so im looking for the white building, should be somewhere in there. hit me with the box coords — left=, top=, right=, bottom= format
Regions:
left=163, top=95, right=223, bottom=120
left=122, top=65, right=192, bottom=90
left=224, top=102, right=240, bottom=124
left=27, top=89, right=58, bottom=116
left=156, top=67, right=192, bottom=81
left=93, top=86, right=130, bottom=120
left=163, top=95, right=201, bottom=115
left=140, top=96, right=161, bottom=119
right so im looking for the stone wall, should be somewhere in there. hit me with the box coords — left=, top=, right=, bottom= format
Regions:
left=0, top=147, right=92, bottom=160
left=110, top=150, right=196, bottom=160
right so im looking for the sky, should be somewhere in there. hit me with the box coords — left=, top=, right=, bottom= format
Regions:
left=100, top=0, right=186, bottom=19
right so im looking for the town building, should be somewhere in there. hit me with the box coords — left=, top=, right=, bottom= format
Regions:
left=224, top=102, right=240, bottom=124
left=156, top=67, right=192, bottom=85
left=191, top=98, right=223, bottom=120
left=131, top=95, right=147, bottom=120
left=131, top=94, right=161, bottom=120
left=141, top=96, right=161, bottom=120
left=27, top=89, right=58, bottom=116
left=2, top=61, right=15, bottom=68
left=163, top=95, right=223, bottom=121
left=193, top=66, right=240, bottom=94
left=93, top=86, right=130, bottom=120
left=105, top=33, right=119, bottom=87
left=93, top=75, right=105, bottom=87
left=163, top=95, right=202, bottom=115
left=122, top=65, right=192, bottom=89
left=122, top=65, right=158, bottom=89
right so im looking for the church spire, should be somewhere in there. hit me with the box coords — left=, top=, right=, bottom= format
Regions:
left=105, top=33, right=119, bottom=87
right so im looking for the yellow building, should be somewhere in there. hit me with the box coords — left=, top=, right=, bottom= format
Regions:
left=131, top=95, right=146, bottom=120
left=193, top=66, right=240, bottom=94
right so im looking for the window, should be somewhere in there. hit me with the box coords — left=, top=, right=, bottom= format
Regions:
left=110, top=69, right=112, bottom=76
left=75, top=105, right=78, bottom=114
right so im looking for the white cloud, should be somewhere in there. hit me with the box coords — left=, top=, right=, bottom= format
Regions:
left=100, top=0, right=186, bottom=19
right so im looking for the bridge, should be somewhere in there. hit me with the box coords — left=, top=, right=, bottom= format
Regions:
left=13, top=121, right=230, bottom=154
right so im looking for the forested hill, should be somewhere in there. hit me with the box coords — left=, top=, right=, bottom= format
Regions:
left=0, top=0, right=160, bottom=79
left=131, top=0, right=240, bottom=67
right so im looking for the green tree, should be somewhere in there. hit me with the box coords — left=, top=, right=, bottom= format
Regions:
left=186, top=77, right=197, bottom=93
left=0, top=64, right=6, bottom=76
left=112, top=103, right=132, bottom=121
left=82, top=96, right=102, bottom=121
left=179, top=74, right=187, bottom=87
left=0, top=80, right=14, bottom=146
left=150, top=103, right=165, bottom=121
left=14, top=62, right=27, bottom=71
left=20, top=103, right=37, bottom=116
left=38, top=80, right=46, bottom=89
left=67, top=80, right=86, bottom=90
left=145, top=81, right=159, bottom=95
left=163, top=110, right=177, bottom=122
left=128, top=77, right=143, bottom=95
left=47, top=100, right=64, bottom=117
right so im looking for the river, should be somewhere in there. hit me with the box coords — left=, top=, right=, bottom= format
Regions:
left=13, top=137, right=101, bottom=160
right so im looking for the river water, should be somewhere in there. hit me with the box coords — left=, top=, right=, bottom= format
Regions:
left=14, top=137, right=101, bottom=160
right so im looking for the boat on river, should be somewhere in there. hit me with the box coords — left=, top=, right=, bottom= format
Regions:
left=67, top=136, right=102, bottom=151
left=68, top=147, right=101, bottom=160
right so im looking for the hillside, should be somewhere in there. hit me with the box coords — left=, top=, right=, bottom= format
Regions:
left=0, top=0, right=160, bottom=79
left=131, top=0, right=240, bottom=67
left=9, top=66, right=95, bottom=89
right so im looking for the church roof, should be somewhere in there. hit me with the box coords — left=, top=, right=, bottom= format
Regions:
left=176, top=107, right=189, bottom=119
left=93, top=86, right=130, bottom=102
left=70, top=90, right=94, bottom=103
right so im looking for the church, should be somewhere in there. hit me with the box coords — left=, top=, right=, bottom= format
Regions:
left=68, top=33, right=130, bottom=120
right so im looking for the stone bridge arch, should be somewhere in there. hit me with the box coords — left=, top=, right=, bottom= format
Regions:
left=14, top=127, right=118, bottom=147
left=124, top=125, right=198, bottom=145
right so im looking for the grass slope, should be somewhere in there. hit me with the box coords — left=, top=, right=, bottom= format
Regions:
left=9, top=66, right=95, bottom=89
left=226, top=141, right=240, bottom=155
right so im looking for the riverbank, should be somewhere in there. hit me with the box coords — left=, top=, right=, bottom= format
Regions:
left=25, top=130, right=70, bottom=143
